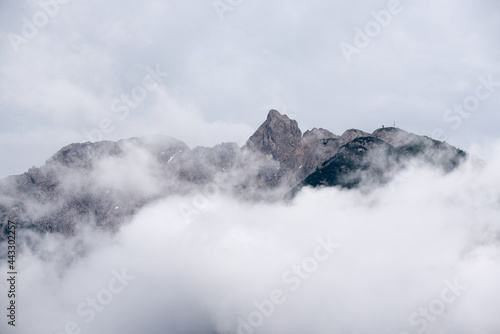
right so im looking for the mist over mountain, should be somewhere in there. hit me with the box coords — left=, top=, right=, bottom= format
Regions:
left=2, top=0, right=499, bottom=332
left=0, top=109, right=499, bottom=334
left=0, top=110, right=466, bottom=237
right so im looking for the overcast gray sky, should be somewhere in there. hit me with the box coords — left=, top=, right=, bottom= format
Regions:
left=1, top=0, right=499, bottom=178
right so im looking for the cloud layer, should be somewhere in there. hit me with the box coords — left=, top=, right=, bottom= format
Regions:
left=2, top=142, right=500, bottom=334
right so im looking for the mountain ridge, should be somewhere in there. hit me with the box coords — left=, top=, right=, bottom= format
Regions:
left=0, top=110, right=466, bottom=236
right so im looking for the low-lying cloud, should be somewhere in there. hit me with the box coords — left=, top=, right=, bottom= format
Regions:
left=2, top=143, right=500, bottom=334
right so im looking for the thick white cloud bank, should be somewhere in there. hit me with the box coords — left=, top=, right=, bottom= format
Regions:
left=2, top=144, right=500, bottom=334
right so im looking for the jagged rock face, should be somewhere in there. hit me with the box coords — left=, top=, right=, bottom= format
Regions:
left=244, top=113, right=345, bottom=185
left=297, top=128, right=341, bottom=180
left=243, top=110, right=305, bottom=188
left=244, top=109, right=302, bottom=171
left=0, top=109, right=468, bottom=236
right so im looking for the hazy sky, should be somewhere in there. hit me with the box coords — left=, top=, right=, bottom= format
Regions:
left=1, top=0, right=499, bottom=178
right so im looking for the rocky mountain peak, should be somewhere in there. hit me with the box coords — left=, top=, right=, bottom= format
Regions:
left=302, top=128, right=339, bottom=143
left=46, top=141, right=121, bottom=170
left=371, top=127, right=418, bottom=147
left=267, top=108, right=285, bottom=120
left=45, top=136, right=190, bottom=170
left=244, top=109, right=302, bottom=170
left=340, top=129, right=371, bottom=143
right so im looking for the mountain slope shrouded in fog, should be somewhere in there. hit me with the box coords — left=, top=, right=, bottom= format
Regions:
left=1, top=110, right=499, bottom=334
left=0, top=110, right=465, bottom=236
left=2, top=144, right=500, bottom=334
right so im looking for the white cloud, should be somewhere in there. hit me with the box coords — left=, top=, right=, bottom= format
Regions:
left=4, top=142, right=500, bottom=334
